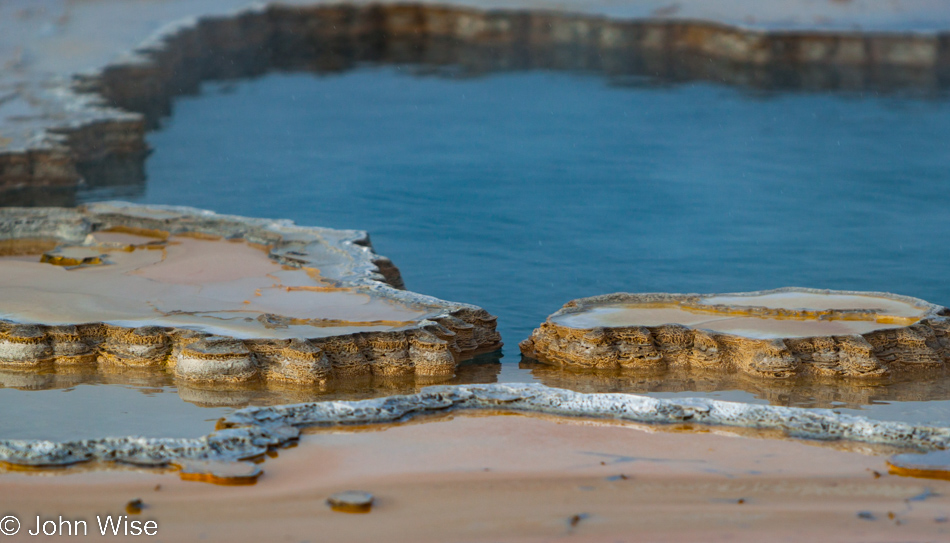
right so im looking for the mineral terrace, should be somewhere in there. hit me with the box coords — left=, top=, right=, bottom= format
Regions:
left=520, top=288, right=950, bottom=379
left=5, top=2, right=950, bottom=205
left=0, top=202, right=501, bottom=385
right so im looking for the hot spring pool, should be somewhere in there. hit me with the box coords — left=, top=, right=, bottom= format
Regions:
left=5, top=65, right=950, bottom=438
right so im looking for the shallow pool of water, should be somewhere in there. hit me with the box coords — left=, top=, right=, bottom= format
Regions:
left=6, top=65, right=950, bottom=436
left=0, top=381, right=228, bottom=441
left=137, top=68, right=950, bottom=346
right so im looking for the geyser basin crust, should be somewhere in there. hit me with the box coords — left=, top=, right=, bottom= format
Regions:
left=0, top=203, right=501, bottom=384
left=6, top=414, right=950, bottom=543
left=520, top=288, right=950, bottom=378
left=4, top=383, right=950, bottom=469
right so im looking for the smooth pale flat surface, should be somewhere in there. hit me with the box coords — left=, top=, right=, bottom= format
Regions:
left=1, top=415, right=948, bottom=542
left=0, top=383, right=229, bottom=440
left=0, top=234, right=430, bottom=339
left=701, top=292, right=928, bottom=317
left=551, top=303, right=911, bottom=339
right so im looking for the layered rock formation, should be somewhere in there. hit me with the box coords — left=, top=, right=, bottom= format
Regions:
left=0, top=203, right=501, bottom=385
left=521, top=288, right=950, bottom=379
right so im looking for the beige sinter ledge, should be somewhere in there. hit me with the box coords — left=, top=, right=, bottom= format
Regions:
left=0, top=202, right=501, bottom=385
left=520, top=288, right=950, bottom=379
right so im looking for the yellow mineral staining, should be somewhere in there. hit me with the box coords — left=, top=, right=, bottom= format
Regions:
left=327, top=491, right=374, bottom=513
left=521, top=289, right=950, bottom=379
left=174, top=231, right=223, bottom=241
left=40, top=246, right=108, bottom=267
left=0, top=233, right=429, bottom=339
left=887, top=450, right=950, bottom=481
left=125, top=499, right=145, bottom=515
left=552, top=298, right=926, bottom=339
left=98, top=225, right=170, bottom=241
left=701, top=292, right=927, bottom=318
left=174, top=460, right=262, bottom=485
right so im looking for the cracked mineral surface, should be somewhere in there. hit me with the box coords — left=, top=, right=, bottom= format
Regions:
left=0, top=202, right=502, bottom=385
left=521, top=288, right=950, bottom=379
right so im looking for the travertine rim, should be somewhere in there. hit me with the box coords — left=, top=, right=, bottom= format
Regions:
left=521, top=288, right=950, bottom=379
left=0, top=202, right=502, bottom=384
left=5, top=2, right=950, bottom=200
left=1, top=383, right=948, bottom=468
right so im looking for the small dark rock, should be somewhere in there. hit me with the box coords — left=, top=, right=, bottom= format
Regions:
left=569, top=513, right=590, bottom=527
left=126, top=499, right=144, bottom=515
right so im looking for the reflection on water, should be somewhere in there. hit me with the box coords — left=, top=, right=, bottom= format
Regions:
left=4, top=65, right=950, bottom=435
left=0, top=353, right=501, bottom=440
left=0, top=155, right=146, bottom=207
left=520, top=359, right=950, bottom=426
left=0, top=379, right=227, bottom=441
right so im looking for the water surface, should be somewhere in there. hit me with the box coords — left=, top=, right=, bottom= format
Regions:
left=138, top=69, right=950, bottom=347
left=125, top=68, right=950, bottom=424
left=6, top=66, right=950, bottom=437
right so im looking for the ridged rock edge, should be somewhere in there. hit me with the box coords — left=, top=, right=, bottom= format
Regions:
left=2, top=383, right=949, bottom=468
left=0, top=202, right=502, bottom=384
left=520, top=289, right=950, bottom=379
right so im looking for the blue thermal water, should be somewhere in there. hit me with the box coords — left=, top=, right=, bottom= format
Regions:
left=55, top=66, right=950, bottom=427
left=139, top=69, right=950, bottom=364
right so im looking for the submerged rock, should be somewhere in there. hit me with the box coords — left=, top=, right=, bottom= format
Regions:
left=0, top=202, right=501, bottom=385
left=175, top=459, right=263, bottom=485
left=888, top=449, right=950, bottom=481
left=327, top=491, right=374, bottom=513
left=520, top=288, right=950, bottom=379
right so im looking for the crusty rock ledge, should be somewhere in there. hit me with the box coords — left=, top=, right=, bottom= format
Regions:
left=521, top=288, right=950, bottom=379
left=6, top=2, right=950, bottom=202
left=2, top=383, right=949, bottom=468
left=0, top=202, right=501, bottom=384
